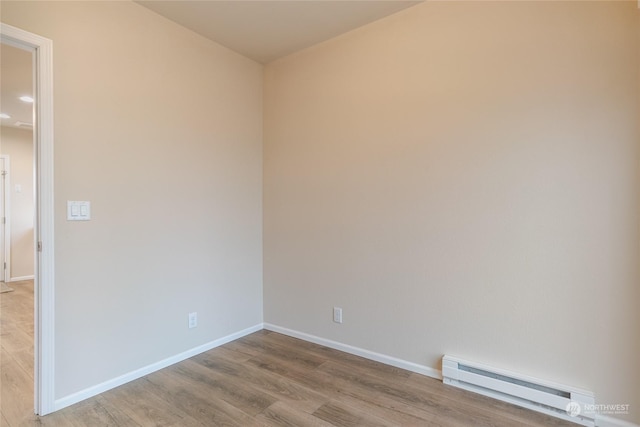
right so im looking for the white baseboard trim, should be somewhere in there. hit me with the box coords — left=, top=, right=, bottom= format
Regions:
left=263, top=323, right=442, bottom=380
left=53, top=323, right=264, bottom=412
left=8, top=275, right=34, bottom=282
left=51, top=322, right=639, bottom=427
left=596, top=415, right=639, bottom=427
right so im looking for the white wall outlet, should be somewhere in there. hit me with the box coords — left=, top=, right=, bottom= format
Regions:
left=188, top=312, right=197, bottom=329
left=333, top=307, right=343, bottom=324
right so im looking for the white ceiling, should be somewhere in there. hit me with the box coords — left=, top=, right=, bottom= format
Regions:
left=135, top=0, right=422, bottom=64
left=0, top=43, right=33, bottom=130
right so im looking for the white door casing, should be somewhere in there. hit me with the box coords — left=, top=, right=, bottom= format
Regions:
left=0, top=156, right=10, bottom=283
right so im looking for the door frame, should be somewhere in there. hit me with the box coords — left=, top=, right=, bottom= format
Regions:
left=1, top=23, right=55, bottom=416
left=0, top=155, right=12, bottom=283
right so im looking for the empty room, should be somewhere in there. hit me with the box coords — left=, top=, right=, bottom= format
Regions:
left=0, top=1, right=638, bottom=426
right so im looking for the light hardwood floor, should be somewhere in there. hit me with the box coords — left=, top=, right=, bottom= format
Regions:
left=1, top=280, right=36, bottom=427
left=1, top=281, right=578, bottom=426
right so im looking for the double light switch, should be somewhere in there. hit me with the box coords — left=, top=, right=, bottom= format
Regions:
left=67, top=201, right=91, bottom=221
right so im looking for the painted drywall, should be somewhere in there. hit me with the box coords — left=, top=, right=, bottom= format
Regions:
left=1, top=1, right=263, bottom=399
left=0, top=126, right=34, bottom=280
left=264, top=1, right=640, bottom=423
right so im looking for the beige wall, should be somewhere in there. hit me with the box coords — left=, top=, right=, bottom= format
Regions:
left=0, top=126, right=35, bottom=280
left=1, top=1, right=263, bottom=399
left=264, top=1, right=640, bottom=423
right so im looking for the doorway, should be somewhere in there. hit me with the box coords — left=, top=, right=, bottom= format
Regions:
left=0, top=39, right=36, bottom=426
left=1, top=23, right=55, bottom=416
left=0, top=43, right=36, bottom=283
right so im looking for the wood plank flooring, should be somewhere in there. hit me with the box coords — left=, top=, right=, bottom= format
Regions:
left=1, top=280, right=36, bottom=427
left=1, top=281, right=579, bottom=426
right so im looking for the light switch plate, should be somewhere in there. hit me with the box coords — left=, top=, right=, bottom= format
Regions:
left=67, top=201, right=91, bottom=221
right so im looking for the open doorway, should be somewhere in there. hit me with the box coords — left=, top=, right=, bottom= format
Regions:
left=1, top=22, right=54, bottom=417
left=1, top=41, right=36, bottom=283
left=0, top=41, right=37, bottom=422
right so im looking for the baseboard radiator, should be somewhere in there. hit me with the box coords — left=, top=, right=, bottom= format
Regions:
left=442, top=356, right=595, bottom=427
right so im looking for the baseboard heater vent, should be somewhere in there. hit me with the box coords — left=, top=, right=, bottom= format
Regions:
left=442, top=355, right=595, bottom=427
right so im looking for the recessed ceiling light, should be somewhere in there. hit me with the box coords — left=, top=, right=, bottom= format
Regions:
left=0, top=113, right=10, bottom=119
left=19, top=95, right=34, bottom=103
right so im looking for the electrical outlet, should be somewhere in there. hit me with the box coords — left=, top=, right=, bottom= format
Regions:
left=333, top=307, right=343, bottom=324
left=188, top=312, right=197, bottom=329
